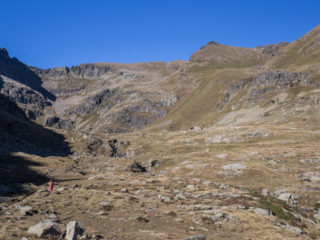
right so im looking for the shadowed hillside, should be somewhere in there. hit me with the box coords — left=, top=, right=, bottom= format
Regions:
left=0, top=77, right=70, bottom=196
left=0, top=48, right=55, bottom=101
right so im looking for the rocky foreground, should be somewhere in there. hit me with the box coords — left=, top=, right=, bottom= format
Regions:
left=1, top=121, right=320, bottom=239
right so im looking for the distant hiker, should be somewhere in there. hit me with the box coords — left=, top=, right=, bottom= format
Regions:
left=49, top=179, right=54, bottom=194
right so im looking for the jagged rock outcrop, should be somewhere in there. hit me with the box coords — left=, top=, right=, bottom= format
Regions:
left=219, top=71, right=314, bottom=110
left=87, top=137, right=129, bottom=157
left=0, top=75, right=50, bottom=119
left=32, top=64, right=113, bottom=80
left=44, top=116, right=74, bottom=129
left=0, top=48, right=55, bottom=100
left=72, top=89, right=115, bottom=116
left=252, top=71, right=310, bottom=89
left=256, top=42, right=289, bottom=57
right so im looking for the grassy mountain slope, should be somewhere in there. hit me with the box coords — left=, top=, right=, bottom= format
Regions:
left=271, top=24, right=320, bottom=69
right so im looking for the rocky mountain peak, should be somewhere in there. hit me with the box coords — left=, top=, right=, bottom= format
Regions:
left=204, top=41, right=221, bottom=47
left=0, top=48, right=9, bottom=59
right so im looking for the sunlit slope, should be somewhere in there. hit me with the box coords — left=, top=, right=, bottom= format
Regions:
left=271, top=24, right=320, bottom=69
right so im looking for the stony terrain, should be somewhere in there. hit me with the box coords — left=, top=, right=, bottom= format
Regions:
left=1, top=25, right=320, bottom=239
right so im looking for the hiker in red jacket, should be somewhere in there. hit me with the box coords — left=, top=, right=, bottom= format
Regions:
left=49, top=179, right=53, bottom=194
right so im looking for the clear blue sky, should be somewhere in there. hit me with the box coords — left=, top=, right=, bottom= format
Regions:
left=0, top=0, right=319, bottom=69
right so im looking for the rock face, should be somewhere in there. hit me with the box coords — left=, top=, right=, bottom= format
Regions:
left=44, top=116, right=74, bottom=129
left=27, top=219, right=61, bottom=238
left=253, top=71, right=310, bottom=89
left=33, top=64, right=113, bottom=80
left=0, top=48, right=55, bottom=101
left=219, top=70, right=315, bottom=111
left=86, top=137, right=129, bottom=157
left=65, top=221, right=85, bottom=240
left=256, top=42, right=289, bottom=56
left=32, top=63, right=178, bottom=133
left=0, top=75, right=50, bottom=119
left=0, top=48, right=181, bottom=134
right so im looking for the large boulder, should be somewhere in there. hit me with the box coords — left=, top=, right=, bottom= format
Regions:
left=27, top=219, right=61, bottom=238
left=130, top=162, right=146, bottom=173
left=65, top=221, right=85, bottom=240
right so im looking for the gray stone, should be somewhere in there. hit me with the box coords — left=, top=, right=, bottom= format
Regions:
left=274, top=189, right=293, bottom=202
left=57, top=187, right=65, bottom=192
left=186, top=185, right=196, bottom=190
left=253, top=207, right=273, bottom=216
left=283, top=224, right=303, bottom=234
left=27, top=219, right=61, bottom=238
left=19, top=205, right=33, bottom=216
left=314, top=212, right=320, bottom=221
left=158, top=194, right=172, bottom=203
left=222, top=163, right=247, bottom=170
left=49, top=213, right=57, bottom=219
left=202, top=213, right=226, bottom=223
left=120, top=188, right=129, bottom=193
left=261, top=188, right=269, bottom=196
left=99, top=201, right=114, bottom=211
left=175, top=193, right=187, bottom=200
left=184, top=235, right=206, bottom=240
left=65, top=221, right=85, bottom=240
left=130, top=162, right=147, bottom=173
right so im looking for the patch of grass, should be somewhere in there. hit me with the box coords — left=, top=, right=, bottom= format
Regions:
left=250, top=192, right=296, bottom=222
left=314, top=203, right=320, bottom=210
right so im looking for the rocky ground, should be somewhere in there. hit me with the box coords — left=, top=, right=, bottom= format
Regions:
left=1, top=120, right=320, bottom=240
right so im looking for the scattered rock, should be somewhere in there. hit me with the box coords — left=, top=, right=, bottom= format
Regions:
left=300, top=172, right=320, bottom=182
left=175, top=217, right=184, bottom=223
left=186, top=185, right=196, bottom=190
left=136, top=216, right=149, bottom=223
left=282, top=224, right=303, bottom=234
left=274, top=189, right=294, bottom=203
left=57, top=187, right=66, bottom=192
left=184, top=235, right=206, bottom=240
left=202, top=213, right=226, bottom=223
left=158, top=194, right=172, bottom=203
left=253, top=207, right=273, bottom=217
left=148, top=159, right=161, bottom=168
left=314, top=212, right=320, bottom=221
left=27, top=219, right=61, bottom=238
left=17, top=205, right=33, bottom=216
left=221, top=163, right=247, bottom=171
left=166, top=211, right=177, bottom=217
left=268, top=159, right=278, bottom=166
left=175, top=193, right=187, bottom=200
left=190, top=126, right=202, bottom=132
left=49, top=213, right=57, bottom=219
left=130, top=162, right=147, bottom=173
left=99, top=201, right=114, bottom=211
left=65, top=221, right=85, bottom=240
left=261, top=188, right=269, bottom=196
left=216, top=153, right=228, bottom=159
